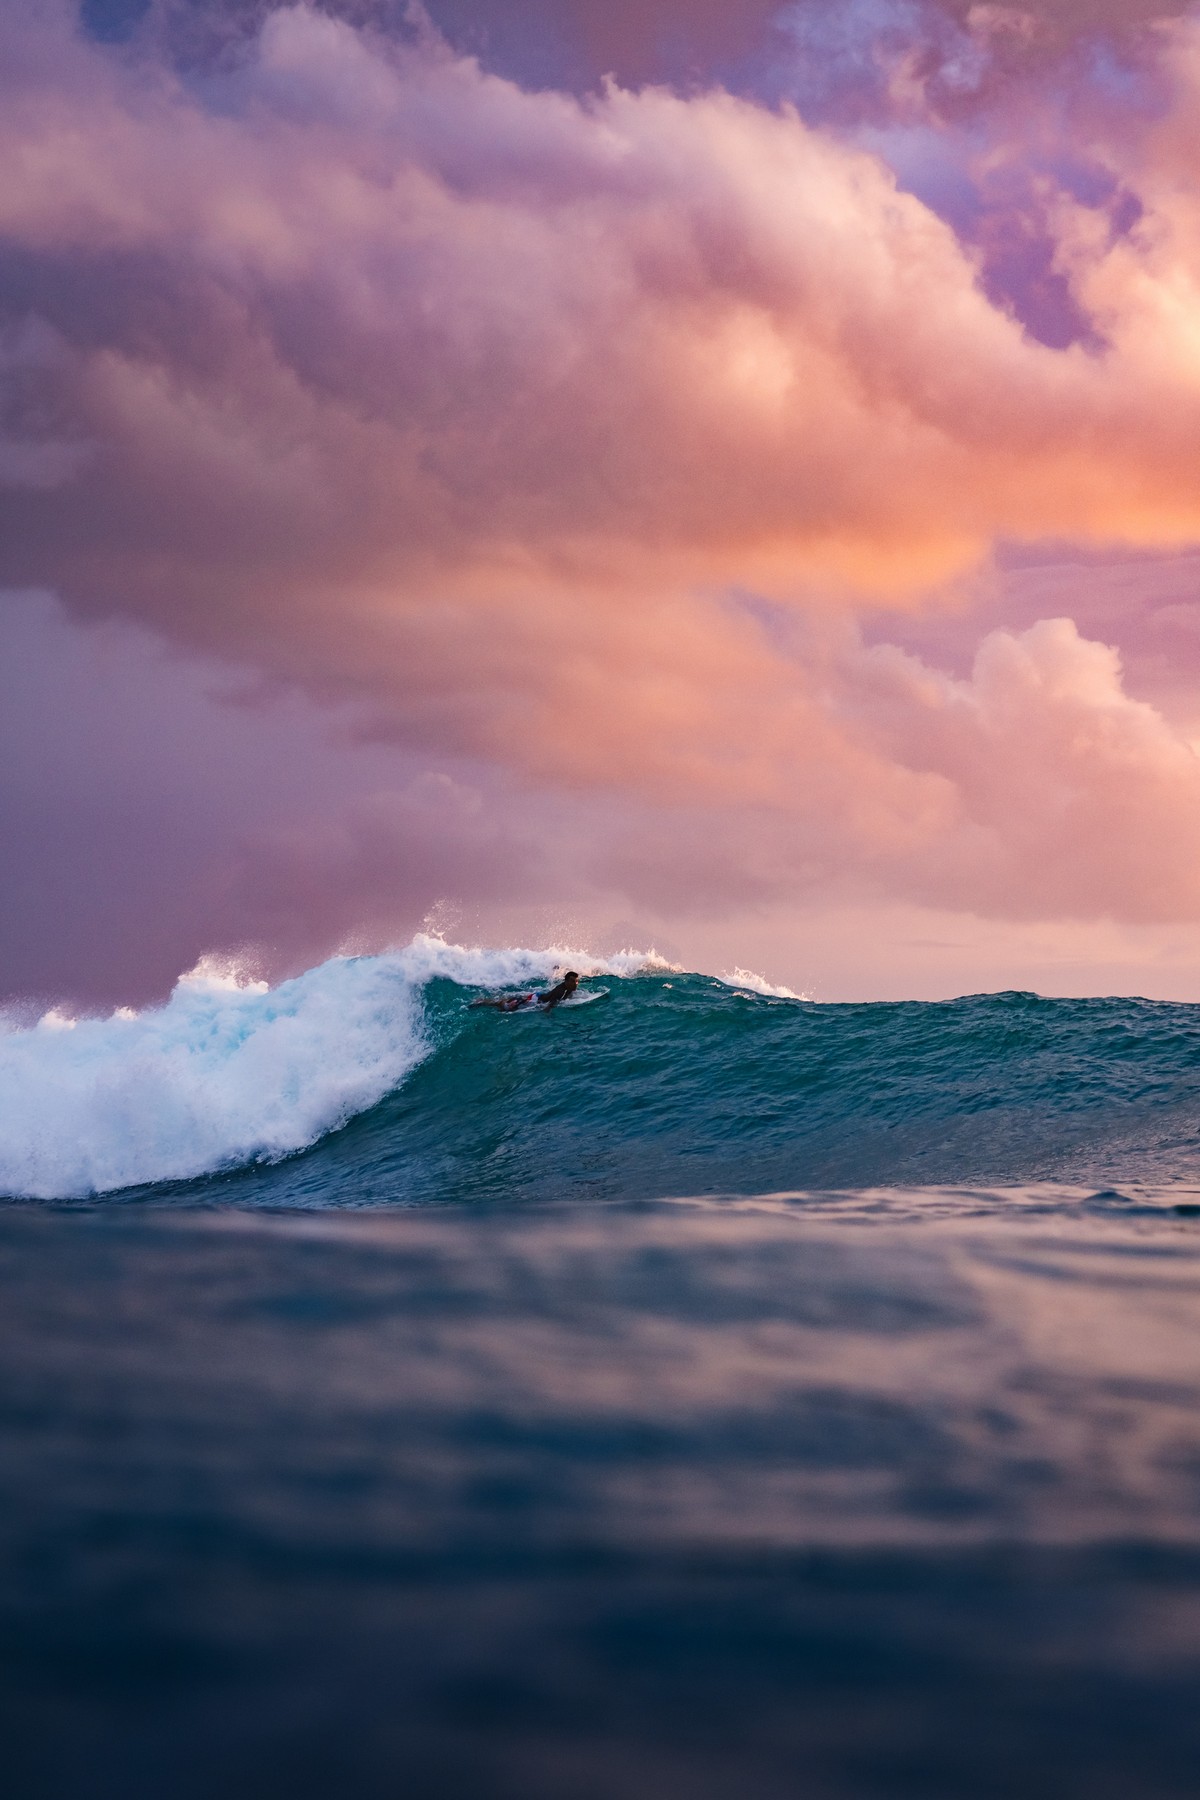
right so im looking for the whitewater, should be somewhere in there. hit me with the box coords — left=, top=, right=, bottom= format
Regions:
left=0, top=937, right=668, bottom=1199
left=6, top=932, right=1200, bottom=1203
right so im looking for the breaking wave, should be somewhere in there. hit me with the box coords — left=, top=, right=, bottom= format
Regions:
left=0, top=937, right=667, bottom=1198
left=5, top=937, right=1200, bottom=1204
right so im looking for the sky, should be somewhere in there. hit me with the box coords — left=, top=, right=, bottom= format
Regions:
left=7, top=0, right=1200, bottom=1006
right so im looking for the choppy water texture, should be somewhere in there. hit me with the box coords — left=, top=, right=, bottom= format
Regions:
left=6, top=946, right=1200, bottom=1797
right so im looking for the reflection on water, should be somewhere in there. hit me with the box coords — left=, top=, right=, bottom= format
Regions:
left=4, top=1191, right=1200, bottom=1797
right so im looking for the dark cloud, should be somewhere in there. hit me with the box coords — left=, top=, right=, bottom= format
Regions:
left=80, top=1, right=1194, bottom=90
left=0, top=593, right=570, bottom=1009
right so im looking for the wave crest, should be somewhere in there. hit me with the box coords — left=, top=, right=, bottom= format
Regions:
left=0, top=936, right=662, bottom=1199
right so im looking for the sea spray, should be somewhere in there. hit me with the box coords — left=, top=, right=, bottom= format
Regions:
left=719, top=966, right=807, bottom=999
left=10, top=943, right=1200, bottom=1207
left=0, top=937, right=669, bottom=1199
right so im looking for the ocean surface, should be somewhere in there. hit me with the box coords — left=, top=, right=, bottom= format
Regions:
left=5, top=940, right=1200, bottom=1797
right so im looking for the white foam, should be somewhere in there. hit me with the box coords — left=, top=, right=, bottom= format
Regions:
left=719, top=967, right=807, bottom=1000
left=0, top=936, right=663, bottom=1199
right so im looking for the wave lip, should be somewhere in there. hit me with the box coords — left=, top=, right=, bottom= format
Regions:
left=0, top=937, right=663, bottom=1200
left=0, top=952, right=423, bottom=1200
left=719, top=966, right=807, bottom=999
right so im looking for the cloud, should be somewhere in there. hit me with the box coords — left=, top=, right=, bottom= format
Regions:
left=0, top=588, right=573, bottom=1007
left=100, top=3, right=1199, bottom=90
left=584, top=614, right=1200, bottom=927
left=8, top=582, right=1200, bottom=1020
left=766, top=1, right=1179, bottom=119
left=219, top=773, right=562, bottom=962
left=6, top=1, right=1200, bottom=985
left=849, top=617, right=1200, bottom=920
left=4, top=14, right=1200, bottom=614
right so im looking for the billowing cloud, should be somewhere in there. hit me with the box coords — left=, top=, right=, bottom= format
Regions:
left=8, top=585, right=1200, bottom=1016
left=221, top=611, right=1200, bottom=940
left=590, top=614, right=1200, bottom=927
left=848, top=616, right=1200, bottom=920
left=7, top=0, right=1200, bottom=1004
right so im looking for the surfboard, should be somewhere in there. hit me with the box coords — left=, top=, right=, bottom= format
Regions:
left=515, top=985, right=608, bottom=1012
left=476, top=985, right=609, bottom=1013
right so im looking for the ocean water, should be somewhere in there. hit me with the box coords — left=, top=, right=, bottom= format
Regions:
left=5, top=941, right=1200, bottom=1798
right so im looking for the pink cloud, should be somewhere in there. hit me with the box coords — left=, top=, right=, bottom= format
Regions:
left=8, top=5, right=1200, bottom=618
left=848, top=617, right=1200, bottom=919
left=7, top=1, right=1200, bottom=996
left=584, top=614, right=1200, bottom=927
left=0, top=590, right=573, bottom=1008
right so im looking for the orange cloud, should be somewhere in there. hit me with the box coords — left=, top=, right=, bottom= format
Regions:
left=5, top=9, right=1200, bottom=593
left=6, top=5, right=1200, bottom=935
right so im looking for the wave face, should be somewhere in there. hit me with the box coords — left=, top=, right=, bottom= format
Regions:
left=0, top=939, right=661, bottom=1200
left=5, top=937, right=1200, bottom=1201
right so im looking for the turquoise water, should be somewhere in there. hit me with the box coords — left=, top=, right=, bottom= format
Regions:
left=132, top=973, right=1200, bottom=1206
left=6, top=954, right=1200, bottom=1797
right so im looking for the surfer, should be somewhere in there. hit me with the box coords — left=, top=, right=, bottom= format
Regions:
left=471, top=971, right=581, bottom=1012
